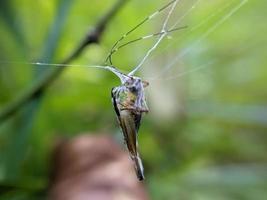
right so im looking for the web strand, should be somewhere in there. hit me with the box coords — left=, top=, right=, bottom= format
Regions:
left=146, top=61, right=215, bottom=82
left=129, top=0, right=180, bottom=76
left=152, top=0, right=248, bottom=79
left=170, top=0, right=201, bottom=30
left=138, top=0, right=235, bottom=70
left=189, top=1, right=235, bottom=32
left=0, top=61, right=109, bottom=70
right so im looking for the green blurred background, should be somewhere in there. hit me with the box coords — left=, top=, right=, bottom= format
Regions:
left=0, top=0, right=267, bottom=199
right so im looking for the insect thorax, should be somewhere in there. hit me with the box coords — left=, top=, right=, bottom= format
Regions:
left=113, top=86, right=136, bottom=108
left=112, top=77, right=148, bottom=113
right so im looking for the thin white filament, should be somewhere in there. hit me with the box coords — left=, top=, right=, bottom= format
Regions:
left=128, top=0, right=180, bottom=76
left=0, top=61, right=133, bottom=84
left=0, top=61, right=109, bottom=70
left=155, top=0, right=248, bottom=78
left=140, top=0, right=234, bottom=70
left=170, top=0, right=201, bottom=29
left=147, top=61, right=215, bottom=81
left=189, top=1, right=235, bottom=32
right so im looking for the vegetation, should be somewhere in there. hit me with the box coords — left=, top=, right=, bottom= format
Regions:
left=0, top=0, right=266, bottom=199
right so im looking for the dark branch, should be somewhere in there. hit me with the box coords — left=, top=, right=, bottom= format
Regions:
left=0, top=0, right=129, bottom=123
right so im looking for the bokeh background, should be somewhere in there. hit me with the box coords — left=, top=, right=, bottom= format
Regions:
left=0, top=0, right=267, bottom=199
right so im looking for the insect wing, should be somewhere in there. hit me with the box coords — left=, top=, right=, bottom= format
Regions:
left=111, top=87, right=137, bottom=155
left=111, top=87, right=145, bottom=180
left=119, top=110, right=144, bottom=180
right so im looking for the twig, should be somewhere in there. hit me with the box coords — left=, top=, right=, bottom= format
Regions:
left=0, top=0, right=129, bottom=123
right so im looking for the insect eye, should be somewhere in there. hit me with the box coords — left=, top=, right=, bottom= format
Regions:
left=130, top=86, right=137, bottom=93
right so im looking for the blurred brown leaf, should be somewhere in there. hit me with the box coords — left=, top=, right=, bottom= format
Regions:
left=48, top=134, right=149, bottom=200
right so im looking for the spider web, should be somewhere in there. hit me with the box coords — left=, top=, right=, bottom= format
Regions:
left=0, top=0, right=248, bottom=82
left=141, top=0, right=248, bottom=81
left=128, top=0, right=179, bottom=76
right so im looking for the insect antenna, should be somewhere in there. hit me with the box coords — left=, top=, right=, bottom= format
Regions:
left=105, top=0, right=178, bottom=65
left=107, top=25, right=187, bottom=61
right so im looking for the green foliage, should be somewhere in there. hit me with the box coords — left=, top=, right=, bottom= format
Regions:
left=0, top=0, right=267, bottom=199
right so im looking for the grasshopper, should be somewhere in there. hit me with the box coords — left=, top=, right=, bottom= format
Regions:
left=105, top=0, right=180, bottom=180
left=108, top=66, right=148, bottom=180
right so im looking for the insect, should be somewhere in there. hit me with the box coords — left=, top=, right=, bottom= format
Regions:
left=107, top=66, right=149, bottom=180
left=105, top=0, right=180, bottom=180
